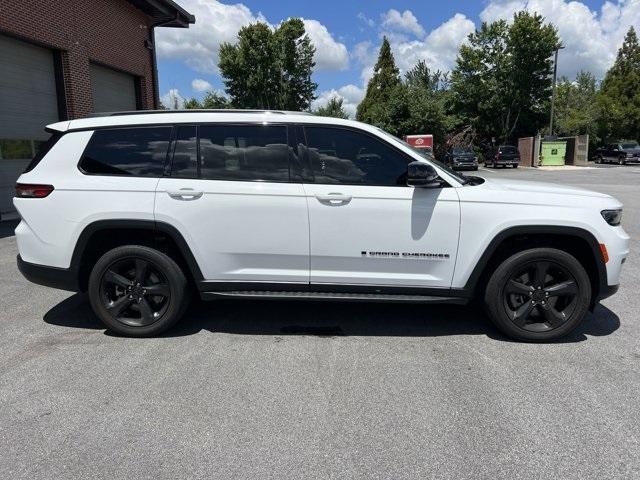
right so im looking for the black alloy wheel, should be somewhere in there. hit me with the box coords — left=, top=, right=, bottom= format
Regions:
left=503, top=260, right=578, bottom=333
left=100, top=257, right=170, bottom=327
left=484, top=248, right=591, bottom=341
left=88, top=245, right=189, bottom=336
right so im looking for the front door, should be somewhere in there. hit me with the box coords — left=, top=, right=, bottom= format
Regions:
left=155, top=123, right=309, bottom=285
left=301, top=126, right=460, bottom=289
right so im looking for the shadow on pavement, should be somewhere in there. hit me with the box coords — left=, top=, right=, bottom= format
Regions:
left=0, top=219, right=19, bottom=239
left=44, top=293, right=620, bottom=343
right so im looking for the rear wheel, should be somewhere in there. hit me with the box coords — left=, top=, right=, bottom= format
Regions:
left=484, top=248, right=591, bottom=341
left=88, top=245, right=189, bottom=336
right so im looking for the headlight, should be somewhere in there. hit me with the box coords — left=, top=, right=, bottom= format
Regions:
left=601, top=209, right=622, bottom=226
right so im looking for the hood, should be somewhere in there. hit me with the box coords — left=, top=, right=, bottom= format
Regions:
left=481, top=177, right=612, bottom=199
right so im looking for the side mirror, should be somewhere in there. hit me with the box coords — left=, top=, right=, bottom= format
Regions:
left=407, top=161, right=440, bottom=187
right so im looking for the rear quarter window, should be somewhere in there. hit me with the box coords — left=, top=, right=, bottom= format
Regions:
left=79, top=127, right=172, bottom=177
left=22, top=133, right=62, bottom=173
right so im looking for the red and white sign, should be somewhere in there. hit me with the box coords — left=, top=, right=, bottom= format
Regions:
left=404, top=134, right=433, bottom=149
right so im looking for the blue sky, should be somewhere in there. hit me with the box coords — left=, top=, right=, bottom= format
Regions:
left=156, top=0, right=638, bottom=115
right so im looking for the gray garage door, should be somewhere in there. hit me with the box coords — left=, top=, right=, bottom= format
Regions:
left=90, top=63, right=137, bottom=113
left=0, top=35, right=59, bottom=218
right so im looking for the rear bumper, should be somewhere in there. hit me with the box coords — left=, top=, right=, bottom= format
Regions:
left=17, top=255, right=79, bottom=292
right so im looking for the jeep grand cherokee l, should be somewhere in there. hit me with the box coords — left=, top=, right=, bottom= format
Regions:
left=14, top=110, right=629, bottom=341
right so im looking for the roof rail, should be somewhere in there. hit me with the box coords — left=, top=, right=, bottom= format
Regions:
left=87, top=109, right=314, bottom=118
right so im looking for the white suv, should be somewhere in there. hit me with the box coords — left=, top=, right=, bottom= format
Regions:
left=14, top=110, right=629, bottom=341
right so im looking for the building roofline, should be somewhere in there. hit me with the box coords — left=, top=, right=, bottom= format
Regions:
left=127, top=0, right=195, bottom=28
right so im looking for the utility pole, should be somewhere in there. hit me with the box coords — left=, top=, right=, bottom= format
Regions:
left=549, top=45, right=565, bottom=137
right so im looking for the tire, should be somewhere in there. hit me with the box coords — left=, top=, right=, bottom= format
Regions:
left=88, top=245, right=189, bottom=337
left=484, top=248, right=591, bottom=342
left=513, top=164, right=518, bottom=169
left=595, top=156, right=602, bottom=164
left=618, top=157, right=626, bottom=165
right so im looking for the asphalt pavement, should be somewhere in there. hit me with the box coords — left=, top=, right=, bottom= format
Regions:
left=1, top=165, right=639, bottom=479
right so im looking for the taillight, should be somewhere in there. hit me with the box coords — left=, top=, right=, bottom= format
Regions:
left=15, top=183, right=54, bottom=198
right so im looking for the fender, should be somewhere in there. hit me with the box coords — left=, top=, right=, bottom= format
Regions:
left=460, top=225, right=608, bottom=301
left=70, top=219, right=204, bottom=284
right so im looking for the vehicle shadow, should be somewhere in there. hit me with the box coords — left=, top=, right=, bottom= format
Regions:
left=44, top=294, right=620, bottom=343
left=0, top=219, right=19, bottom=239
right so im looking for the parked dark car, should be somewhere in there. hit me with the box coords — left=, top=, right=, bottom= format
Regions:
left=485, top=145, right=520, bottom=168
left=595, top=142, right=640, bottom=165
left=444, top=146, right=478, bottom=170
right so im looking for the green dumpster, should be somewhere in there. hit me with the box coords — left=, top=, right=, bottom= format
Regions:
left=540, top=141, right=566, bottom=166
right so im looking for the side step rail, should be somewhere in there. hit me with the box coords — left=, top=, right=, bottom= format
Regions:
left=201, top=290, right=468, bottom=304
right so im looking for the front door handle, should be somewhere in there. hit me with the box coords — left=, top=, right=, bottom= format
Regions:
left=315, top=193, right=352, bottom=205
left=167, top=188, right=203, bottom=201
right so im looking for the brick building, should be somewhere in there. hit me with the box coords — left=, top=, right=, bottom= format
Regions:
left=0, top=0, right=194, bottom=218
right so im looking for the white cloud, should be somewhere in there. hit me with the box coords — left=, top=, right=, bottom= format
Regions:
left=156, top=0, right=266, bottom=73
left=357, top=12, right=375, bottom=28
left=312, top=84, right=365, bottom=118
left=161, top=89, right=185, bottom=109
left=479, top=0, right=640, bottom=79
left=156, top=1, right=348, bottom=73
left=354, top=12, right=475, bottom=85
left=191, top=78, right=213, bottom=92
left=381, top=9, right=425, bottom=38
left=302, top=19, right=349, bottom=71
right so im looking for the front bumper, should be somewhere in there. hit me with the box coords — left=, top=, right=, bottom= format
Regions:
left=17, top=255, right=79, bottom=292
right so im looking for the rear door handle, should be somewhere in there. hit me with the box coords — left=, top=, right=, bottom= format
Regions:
left=315, top=193, right=352, bottom=205
left=167, top=188, right=203, bottom=200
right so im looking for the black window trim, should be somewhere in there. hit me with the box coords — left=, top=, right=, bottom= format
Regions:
left=77, top=125, right=174, bottom=178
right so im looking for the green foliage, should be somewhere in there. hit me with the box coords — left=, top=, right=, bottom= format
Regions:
left=402, top=61, right=452, bottom=149
left=553, top=71, right=599, bottom=140
left=314, top=96, right=349, bottom=119
left=451, top=12, right=559, bottom=143
left=183, top=91, right=231, bottom=110
left=597, top=27, right=640, bottom=142
left=218, top=18, right=317, bottom=110
left=356, top=37, right=406, bottom=135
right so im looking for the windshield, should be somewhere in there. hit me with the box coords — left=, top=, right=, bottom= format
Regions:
left=621, top=143, right=639, bottom=150
left=452, top=147, right=474, bottom=155
left=375, top=128, right=468, bottom=184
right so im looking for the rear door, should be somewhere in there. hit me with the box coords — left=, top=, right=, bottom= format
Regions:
left=154, top=123, right=309, bottom=286
left=301, top=125, right=460, bottom=289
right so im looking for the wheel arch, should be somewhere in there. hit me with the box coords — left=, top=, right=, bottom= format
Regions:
left=70, top=220, right=203, bottom=291
left=464, top=225, right=607, bottom=307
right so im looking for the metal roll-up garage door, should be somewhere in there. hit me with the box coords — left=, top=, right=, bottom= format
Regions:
left=90, top=63, right=138, bottom=113
left=0, top=34, right=60, bottom=218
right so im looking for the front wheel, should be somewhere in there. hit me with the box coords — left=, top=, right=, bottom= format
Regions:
left=88, top=245, right=189, bottom=337
left=618, top=157, right=626, bottom=165
left=484, top=248, right=591, bottom=341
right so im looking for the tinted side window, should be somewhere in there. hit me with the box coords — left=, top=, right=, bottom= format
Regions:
left=304, top=126, right=409, bottom=186
left=171, top=126, right=198, bottom=178
left=23, top=133, right=62, bottom=173
left=199, top=125, right=289, bottom=182
left=80, top=127, right=171, bottom=176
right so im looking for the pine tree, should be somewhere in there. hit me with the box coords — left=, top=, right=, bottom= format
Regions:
left=598, top=27, right=640, bottom=141
left=356, top=37, right=405, bottom=132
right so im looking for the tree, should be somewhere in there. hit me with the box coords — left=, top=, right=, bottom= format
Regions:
left=553, top=71, right=599, bottom=139
left=219, top=18, right=317, bottom=110
left=314, top=96, right=348, bottom=118
left=183, top=97, right=201, bottom=109
left=598, top=26, right=640, bottom=141
left=450, top=12, right=559, bottom=144
left=356, top=37, right=407, bottom=135
left=402, top=61, right=452, bottom=152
